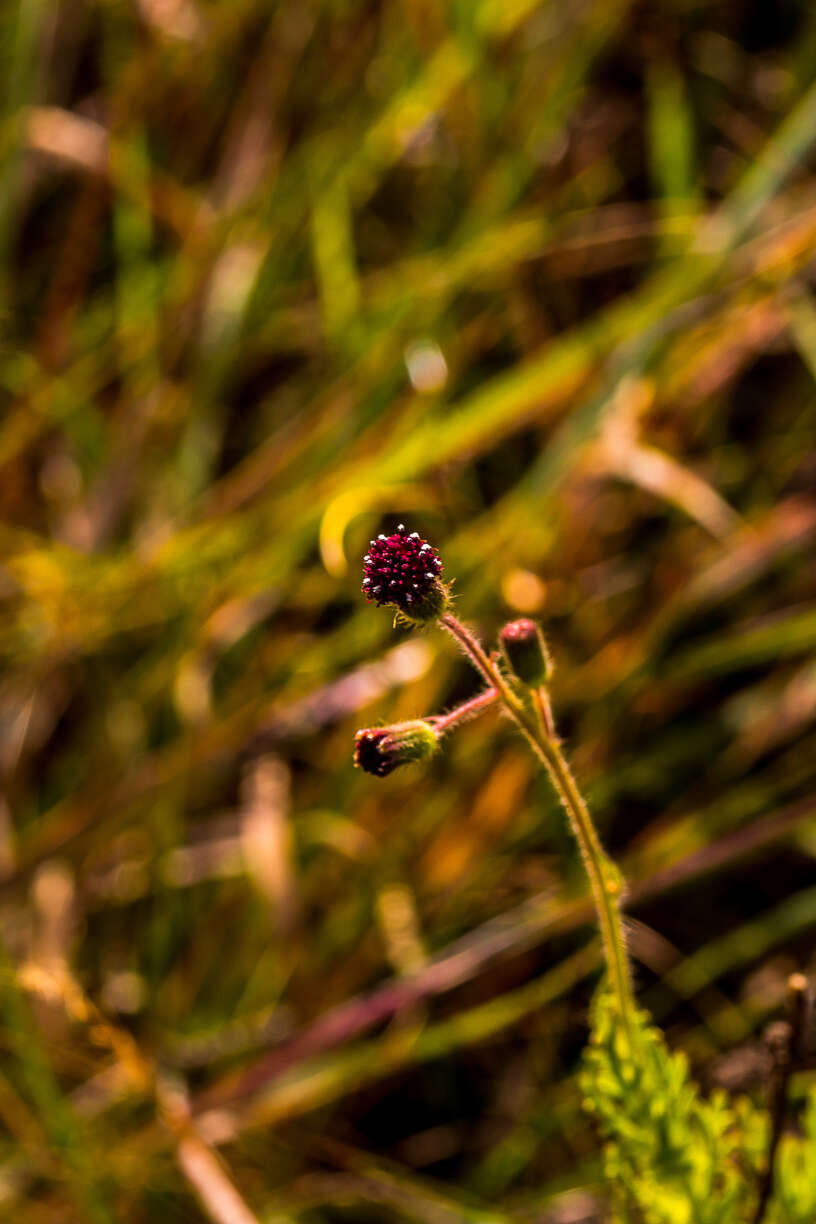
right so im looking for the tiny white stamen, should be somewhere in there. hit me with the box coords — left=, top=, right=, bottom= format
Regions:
left=378, top=534, right=387, bottom=541
left=425, top=572, right=434, bottom=580
left=409, top=532, right=420, bottom=539
left=397, top=523, right=406, bottom=532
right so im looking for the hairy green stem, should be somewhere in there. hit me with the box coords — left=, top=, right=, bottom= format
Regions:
left=439, top=612, right=635, bottom=1045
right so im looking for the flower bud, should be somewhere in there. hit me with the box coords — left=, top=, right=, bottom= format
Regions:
left=499, top=618, right=552, bottom=687
left=353, top=720, right=438, bottom=777
left=362, top=524, right=450, bottom=624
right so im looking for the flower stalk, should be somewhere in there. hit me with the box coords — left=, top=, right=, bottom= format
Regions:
left=440, top=609, right=635, bottom=1045
left=428, top=686, right=499, bottom=736
left=355, top=690, right=499, bottom=776
left=356, top=528, right=636, bottom=1046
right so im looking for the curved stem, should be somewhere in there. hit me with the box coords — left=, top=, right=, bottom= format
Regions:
left=439, top=612, right=635, bottom=1045
left=439, top=614, right=522, bottom=710
left=532, top=723, right=635, bottom=1042
left=429, top=687, right=499, bottom=736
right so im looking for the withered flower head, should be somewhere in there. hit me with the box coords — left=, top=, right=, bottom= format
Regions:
left=361, top=524, right=449, bottom=623
left=353, top=720, right=438, bottom=777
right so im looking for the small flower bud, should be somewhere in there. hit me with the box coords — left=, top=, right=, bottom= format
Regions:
left=499, top=618, right=552, bottom=687
left=361, top=524, right=450, bottom=624
left=354, top=720, right=438, bottom=777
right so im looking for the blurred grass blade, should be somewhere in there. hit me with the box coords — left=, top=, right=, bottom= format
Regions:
left=0, top=936, right=114, bottom=1222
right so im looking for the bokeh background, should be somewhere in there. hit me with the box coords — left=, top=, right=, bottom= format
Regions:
left=2, top=0, right=816, bottom=1220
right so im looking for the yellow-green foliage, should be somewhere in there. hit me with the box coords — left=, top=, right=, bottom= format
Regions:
left=582, top=989, right=816, bottom=1223
left=769, top=1094, right=816, bottom=1224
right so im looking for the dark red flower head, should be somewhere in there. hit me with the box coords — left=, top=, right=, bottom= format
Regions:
left=361, top=524, right=448, bottom=623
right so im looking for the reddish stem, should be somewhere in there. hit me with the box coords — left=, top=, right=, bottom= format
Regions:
left=429, top=687, right=499, bottom=736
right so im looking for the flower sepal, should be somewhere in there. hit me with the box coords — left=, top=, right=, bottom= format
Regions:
left=499, top=618, right=552, bottom=688
left=353, top=720, right=438, bottom=777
